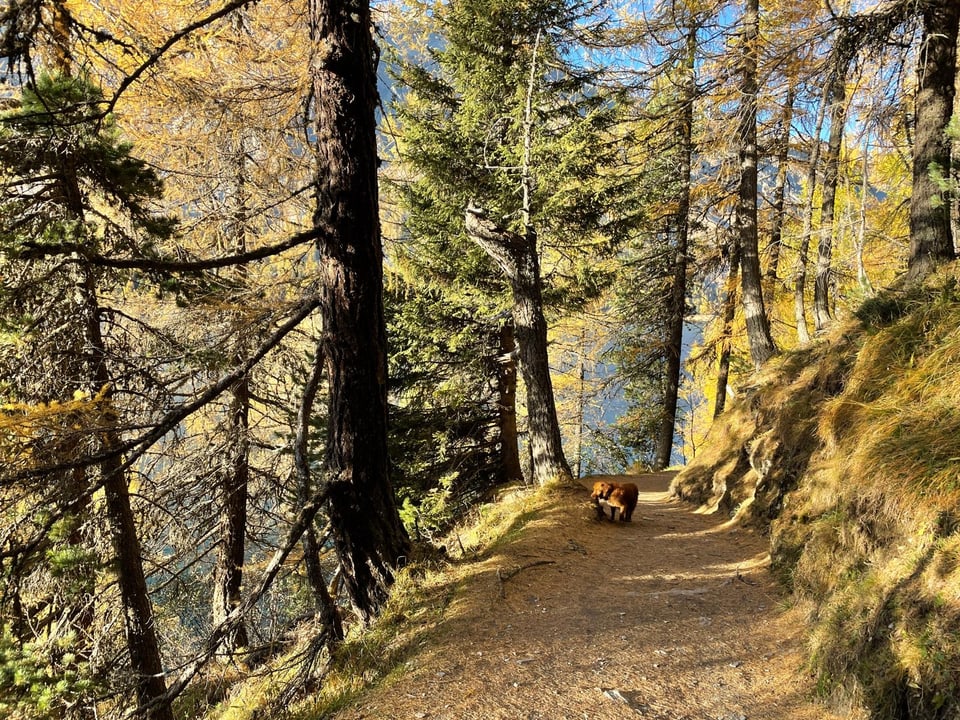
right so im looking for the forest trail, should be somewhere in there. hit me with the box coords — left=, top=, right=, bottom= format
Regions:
left=330, top=473, right=859, bottom=720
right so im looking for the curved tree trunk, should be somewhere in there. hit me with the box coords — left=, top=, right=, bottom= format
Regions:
left=465, top=205, right=572, bottom=485
left=907, top=0, right=958, bottom=280
left=309, top=0, right=410, bottom=624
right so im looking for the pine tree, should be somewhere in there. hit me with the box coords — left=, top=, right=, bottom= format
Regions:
left=390, top=0, right=641, bottom=485
left=308, top=0, right=410, bottom=624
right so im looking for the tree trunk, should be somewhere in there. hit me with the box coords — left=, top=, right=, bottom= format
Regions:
left=654, top=23, right=696, bottom=470
left=907, top=0, right=958, bottom=280
left=765, top=81, right=795, bottom=302
left=62, top=109, right=170, bottom=718
left=737, top=0, right=777, bottom=370
left=496, top=319, right=524, bottom=484
left=309, top=0, right=410, bottom=625
left=465, top=205, right=572, bottom=485
left=794, top=82, right=829, bottom=345
left=714, top=230, right=741, bottom=418
left=856, top=138, right=876, bottom=296
left=295, top=346, right=344, bottom=643
left=81, top=268, right=172, bottom=720
left=211, top=371, right=251, bottom=655
left=213, top=144, right=251, bottom=655
left=814, top=70, right=847, bottom=332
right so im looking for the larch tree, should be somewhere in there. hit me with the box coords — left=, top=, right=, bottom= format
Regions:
left=794, top=80, right=829, bottom=344
left=813, top=64, right=849, bottom=332
left=606, top=5, right=702, bottom=466
left=76, top=0, right=318, bottom=663
left=307, top=0, right=410, bottom=623
left=764, top=79, right=795, bottom=299
left=654, top=19, right=697, bottom=470
left=735, top=0, right=777, bottom=369
left=0, top=73, right=176, bottom=720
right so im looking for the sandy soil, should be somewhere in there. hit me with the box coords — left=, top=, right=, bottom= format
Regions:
left=330, top=473, right=860, bottom=720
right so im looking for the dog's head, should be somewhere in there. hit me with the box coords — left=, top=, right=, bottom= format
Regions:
left=591, top=481, right=613, bottom=501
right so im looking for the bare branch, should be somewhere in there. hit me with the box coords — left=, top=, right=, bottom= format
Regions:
left=126, top=475, right=333, bottom=718
left=3, top=292, right=322, bottom=488
left=19, top=226, right=321, bottom=272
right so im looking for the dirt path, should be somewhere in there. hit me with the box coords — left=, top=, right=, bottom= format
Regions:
left=332, top=473, right=857, bottom=720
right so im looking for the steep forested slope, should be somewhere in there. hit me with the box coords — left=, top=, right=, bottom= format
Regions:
left=673, top=265, right=960, bottom=719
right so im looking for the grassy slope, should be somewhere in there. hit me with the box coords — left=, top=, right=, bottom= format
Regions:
left=672, top=266, right=960, bottom=719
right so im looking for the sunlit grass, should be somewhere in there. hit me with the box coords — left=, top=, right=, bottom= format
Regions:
left=675, top=264, right=960, bottom=717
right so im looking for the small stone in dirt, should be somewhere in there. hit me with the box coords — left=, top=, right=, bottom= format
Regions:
left=602, top=689, right=628, bottom=704
left=729, top=661, right=742, bottom=668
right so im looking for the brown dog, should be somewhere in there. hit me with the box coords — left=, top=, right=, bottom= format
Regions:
left=591, top=480, right=639, bottom=522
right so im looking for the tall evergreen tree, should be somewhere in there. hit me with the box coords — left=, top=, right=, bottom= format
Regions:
left=735, top=0, right=777, bottom=369
left=390, top=0, right=641, bottom=485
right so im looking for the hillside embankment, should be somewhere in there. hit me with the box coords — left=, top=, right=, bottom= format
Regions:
left=673, top=267, right=960, bottom=719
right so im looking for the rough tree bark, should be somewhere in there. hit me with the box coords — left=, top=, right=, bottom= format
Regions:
left=654, top=22, right=696, bottom=470
left=496, top=320, right=524, bottom=484
left=907, top=0, right=958, bottom=280
left=212, top=144, right=251, bottom=657
left=736, top=0, right=777, bottom=370
left=814, top=69, right=847, bottom=332
left=465, top=204, right=572, bottom=485
left=714, top=229, right=741, bottom=418
left=295, top=345, right=344, bottom=643
left=211, top=368, right=251, bottom=654
left=765, top=81, right=795, bottom=303
left=309, top=0, right=410, bottom=624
